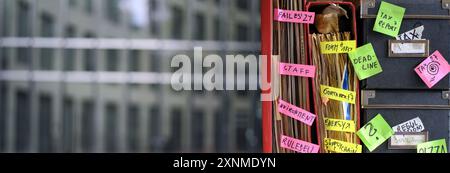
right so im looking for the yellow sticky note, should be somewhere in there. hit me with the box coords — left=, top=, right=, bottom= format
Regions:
left=320, top=85, right=356, bottom=104
left=324, top=138, right=362, bottom=153
left=325, top=118, right=356, bottom=133
left=320, top=40, right=356, bottom=54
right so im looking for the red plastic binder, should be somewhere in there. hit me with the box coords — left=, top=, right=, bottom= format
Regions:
left=260, top=0, right=313, bottom=153
left=261, top=0, right=361, bottom=153
left=260, top=0, right=273, bottom=153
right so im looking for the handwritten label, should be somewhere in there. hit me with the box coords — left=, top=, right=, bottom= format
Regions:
left=349, top=43, right=383, bottom=80
left=320, top=85, right=356, bottom=104
left=274, top=9, right=315, bottom=24
left=397, top=25, right=424, bottom=40
left=415, top=50, right=450, bottom=88
left=392, top=117, right=424, bottom=133
left=279, top=63, right=316, bottom=78
left=320, top=40, right=356, bottom=54
left=280, top=135, right=320, bottom=153
left=324, top=138, right=362, bottom=153
left=417, top=139, right=448, bottom=153
left=357, top=114, right=394, bottom=152
left=373, top=1, right=405, bottom=37
left=278, top=99, right=316, bottom=126
left=389, top=132, right=428, bottom=149
left=324, top=118, right=356, bottom=133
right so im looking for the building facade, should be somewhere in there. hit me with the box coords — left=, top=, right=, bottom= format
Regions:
left=0, top=0, right=261, bottom=153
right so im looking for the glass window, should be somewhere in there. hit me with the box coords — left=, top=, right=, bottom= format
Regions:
left=0, top=84, right=7, bottom=152
left=236, top=113, right=249, bottom=151
left=85, top=0, right=93, bottom=14
left=236, top=0, right=249, bottom=10
left=105, top=103, right=118, bottom=152
left=191, top=109, right=204, bottom=151
left=62, top=97, right=75, bottom=152
left=149, top=106, right=161, bottom=151
left=106, top=50, right=119, bottom=71
left=165, top=108, right=181, bottom=152
left=17, top=1, right=31, bottom=37
left=215, top=109, right=228, bottom=152
left=193, top=13, right=206, bottom=40
left=214, top=17, right=221, bottom=40
left=1, top=48, right=9, bottom=70
left=171, top=6, right=184, bottom=39
left=127, top=105, right=140, bottom=152
left=38, top=94, right=53, bottom=152
left=81, top=100, right=94, bottom=152
left=128, top=50, right=141, bottom=72
left=105, top=0, right=120, bottom=23
left=16, top=90, right=30, bottom=152
left=68, top=0, right=77, bottom=7
left=236, top=24, right=248, bottom=41
left=17, top=48, right=30, bottom=66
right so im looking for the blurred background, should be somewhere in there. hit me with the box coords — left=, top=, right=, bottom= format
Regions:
left=0, top=0, right=261, bottom=153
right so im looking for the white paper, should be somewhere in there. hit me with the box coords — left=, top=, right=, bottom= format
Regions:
left=392, top=117, right=425, bottom=132
left=396, top=25, right=424, bottom=41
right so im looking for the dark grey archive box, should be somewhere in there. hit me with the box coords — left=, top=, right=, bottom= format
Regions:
left=362, top=89, right=450, bottom=153
left=360, top=0, right=450, bottom=89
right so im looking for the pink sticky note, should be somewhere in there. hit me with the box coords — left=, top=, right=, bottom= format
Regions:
left=280, top=135, right=320, bottom=153
left=279, top=62, right=316, bottom=78
left=415, top=50, right=450, bottom=88
left=278, top=99, right=316, bottom=126
left=274, top=9, right=315, bottom=24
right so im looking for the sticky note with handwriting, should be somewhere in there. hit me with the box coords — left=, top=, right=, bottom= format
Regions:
left=324, top=118, right=356, bottom=133
left=417, top=139, right=448, bottom=153
left=415, top=50, right=450, bottom=88
left=274, top=9, right=315, bottom=24
left=357, top=114, right=394, bottom=152
left=373, top=1, right=405, bottom=37
left=279, top=62, right=316, bottom=78
left=348, top=43, right=383, bottom=80
left=320, top=40, right=356, bottom=54
left=278, top=99, right=316, bottom=126
left=280, top=135, right=320, bottom=153
left=320, top=85, right=356, bottom=104
left=324, top=138, right=362, bottom=153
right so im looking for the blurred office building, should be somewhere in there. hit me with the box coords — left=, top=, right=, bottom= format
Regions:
left=0, top=0, right=261, bottom=153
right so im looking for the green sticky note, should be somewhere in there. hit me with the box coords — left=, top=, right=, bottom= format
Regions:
left=373, top=1, right=405, bottom=37
left=417, top=139, right=448, bottom=153
left=357, top=114, right=394, bottom=152
left=348, top=43, right=383, bottom=80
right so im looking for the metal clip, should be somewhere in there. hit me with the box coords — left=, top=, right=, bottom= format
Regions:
left=443, top=91, right=450, bottom=99
left=368, top=0, right=376, bottom=8
left=361, top=90, right=376, bottom=107
left=443, top=0, right=450, bottom=9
